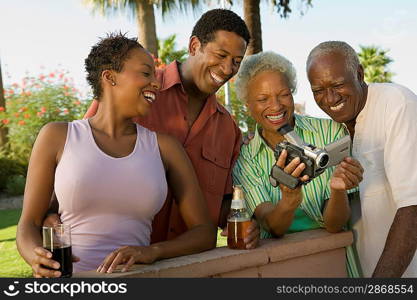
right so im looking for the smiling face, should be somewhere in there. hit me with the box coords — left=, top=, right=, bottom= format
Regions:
left=307, top=51, right=366, bottom=124
left=246, top=70, right=295, bottom=145
left=111, top=47, right=159, bottom=117
left=189, top=30, right=247, bottom=95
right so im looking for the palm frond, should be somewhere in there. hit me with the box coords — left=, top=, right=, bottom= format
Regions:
left=157, top=0, right=202, bottom=18
left=82, top=0, right=139, bottom=19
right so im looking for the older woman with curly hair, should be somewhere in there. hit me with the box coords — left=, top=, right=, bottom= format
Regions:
left=232, top=51, right=363, bottom=277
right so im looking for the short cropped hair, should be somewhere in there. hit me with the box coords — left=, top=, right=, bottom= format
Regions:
left=306, top=41, right=360, bottom=76
left=235, top=51, right=297, bottom=102
left=191, top=9, right=250, bottom=46
left=85, top=32, right=144, bottom=99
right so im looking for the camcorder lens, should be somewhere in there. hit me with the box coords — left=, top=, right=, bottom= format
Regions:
left=318, top=154, right=329, bottom=168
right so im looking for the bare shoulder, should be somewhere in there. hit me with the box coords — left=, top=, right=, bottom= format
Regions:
left=156, top=132, right=182, bottom=152
left=38, top=122, right=68, bottom=141
left=155, top=133, right=186, bottom=171
left=35, top=122, right=69, bottom=155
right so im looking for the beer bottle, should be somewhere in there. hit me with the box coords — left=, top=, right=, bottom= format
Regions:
left=227, top=185, right=252, bottom=250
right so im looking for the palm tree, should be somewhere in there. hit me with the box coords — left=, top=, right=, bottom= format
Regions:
left=0, top=58, right=7, bottom=148
left=83, top=0, right=201, bottom=57
left=242, top=0, right=262, bottom=55
left=358, top=45, right=394, bottom=83
left=223, top=0, right=312, bottom=55
left=158, top=34, right=188, bottom=64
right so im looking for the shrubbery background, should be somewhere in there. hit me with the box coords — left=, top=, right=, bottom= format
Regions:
left=0, top=70, right=90, bottom=195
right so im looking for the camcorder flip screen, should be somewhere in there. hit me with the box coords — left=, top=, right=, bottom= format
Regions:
left=325, top=135, right=351, bottom=167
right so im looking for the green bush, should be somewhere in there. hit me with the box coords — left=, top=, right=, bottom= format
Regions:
left=0, top=70, right=90, bottom=164
left=5, top=175, right=26, bottom=196
left=216, top=81, right=256, bottom=134
left=0, top=157, right=27, bottom=191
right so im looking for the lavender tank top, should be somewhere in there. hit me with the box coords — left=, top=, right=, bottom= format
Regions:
left=55, top=119, right=167, bottom=272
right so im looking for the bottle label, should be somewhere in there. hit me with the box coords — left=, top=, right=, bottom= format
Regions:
left=227, top=216, right=251, bottom=222
left=230, top=199, right=245, bottom=209
left=227, top=219, right=252, bottom=250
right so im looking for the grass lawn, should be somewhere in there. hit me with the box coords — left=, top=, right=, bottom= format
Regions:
left=0, top=209, right=32, bottom=277
left=0, top=208, right=227, bottom=278
left=216, top=228, right=227, bottom=248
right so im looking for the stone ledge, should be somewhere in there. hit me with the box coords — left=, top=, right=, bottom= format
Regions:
left=0, top=194, right=23, bottom=210
left=74, top=229, right=353, bottom=278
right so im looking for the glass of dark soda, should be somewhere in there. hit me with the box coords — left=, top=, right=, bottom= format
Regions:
left=42, top=224, right=73, bottom=278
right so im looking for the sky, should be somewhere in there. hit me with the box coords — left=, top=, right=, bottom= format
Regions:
left=1, top=0, right=416, bottom=118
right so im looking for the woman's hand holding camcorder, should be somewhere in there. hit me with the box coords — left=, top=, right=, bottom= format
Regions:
left=275, top=149, right=310, bottom=209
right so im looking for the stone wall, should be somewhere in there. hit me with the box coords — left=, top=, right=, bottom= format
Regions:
left=75, top=229, right=352, bottom=278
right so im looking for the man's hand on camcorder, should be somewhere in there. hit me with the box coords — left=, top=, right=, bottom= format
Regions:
left=330, top=157, right=364, bottom=191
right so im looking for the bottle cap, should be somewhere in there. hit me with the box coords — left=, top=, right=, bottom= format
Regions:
left=231, top=185, right=246, bottom=209
left=233, top=185, right=245, bottom=200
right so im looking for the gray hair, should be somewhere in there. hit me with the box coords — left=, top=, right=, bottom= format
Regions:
left=306, top=41, right=360, bottom=76
left=235, top=51, right=297, bottom=102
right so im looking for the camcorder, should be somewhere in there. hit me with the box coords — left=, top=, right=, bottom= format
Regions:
left=269, top=124, right=351, bottom=189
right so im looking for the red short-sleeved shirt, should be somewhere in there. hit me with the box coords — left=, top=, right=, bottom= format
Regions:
left=84, top=61, right=242, bottom=242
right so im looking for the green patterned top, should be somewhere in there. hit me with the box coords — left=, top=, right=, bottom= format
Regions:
left=233, top=114, right=351, bottom=237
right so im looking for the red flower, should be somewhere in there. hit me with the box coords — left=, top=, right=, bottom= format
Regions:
left=49, top=72, right=55, bottom=78
left=74, top=100, right=81, bottom=106
left=39, top=74, right=46, bottom=81
left=156, top=63, right=166, bottom=70
left=64, top=92, right=70, bottom=96
left=37, top=112, right=44, bottom=117
left=41, top=107, right=47, bottom=113
left=0, top=107, right=4, bottom=112
left=2, top=119, right=10, bottom=125
left=24, top=113, right=30, bottom=119
left=63, top=109, right=69, bottom=114
left=18, top=120, right=25, bottom=126
left=14, top=112, right=20, bottom=118
left=63, top=85, right=69, bottom=90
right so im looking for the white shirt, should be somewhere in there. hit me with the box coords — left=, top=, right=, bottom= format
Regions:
left=352, top=83, right=417, bottom=277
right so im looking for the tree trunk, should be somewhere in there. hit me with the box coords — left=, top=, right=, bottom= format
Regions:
left=244, top=0, right=262, bottom=55
left=136, top=0, right=158, bottom=57
left=0, top=59, right=8, bottom=148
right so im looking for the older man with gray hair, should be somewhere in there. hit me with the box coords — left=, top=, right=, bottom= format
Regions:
left=306, top=41, right=417, bottom=277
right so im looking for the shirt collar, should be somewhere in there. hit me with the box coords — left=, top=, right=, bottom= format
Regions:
left=293, top=114, right=318, bottom=133
left=159, top=61, right=182, bottom=92
left=248, top=114, right=318, bottom=158
left=159, top=60, right=226, bottom=114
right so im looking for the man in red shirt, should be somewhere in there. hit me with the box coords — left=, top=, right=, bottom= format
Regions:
left=49, top=9, right=259, bottom=248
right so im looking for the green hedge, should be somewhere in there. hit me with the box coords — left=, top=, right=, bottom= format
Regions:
left=0, top=157, right=27, bottom=192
